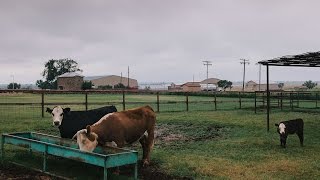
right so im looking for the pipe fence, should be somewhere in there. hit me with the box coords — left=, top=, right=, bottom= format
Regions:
left=0, top=90, right=319, bottom=120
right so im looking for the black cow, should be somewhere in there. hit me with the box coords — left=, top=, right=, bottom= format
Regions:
left=46, top=105, right=117, bottom=138
left=275, top=118, right=304, bottom=148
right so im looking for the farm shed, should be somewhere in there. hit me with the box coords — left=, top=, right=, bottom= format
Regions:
left=200, top=78, right=220, bottom=85
left=258, top=51, right=320, bottom=131
left=84, top=75, right=138, bottom=89
left=168, top=82, right=201, bottom=92
left=57, top=72, right=84, bottom=91
left=245, top=80, right=282, bottom=92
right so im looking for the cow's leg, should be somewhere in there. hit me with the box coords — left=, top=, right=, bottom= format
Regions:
left=139, top=134, right=148, bottom=161
left=297, top=132, right=304, bottom=146
left=143, top=128, right=155, bottom=167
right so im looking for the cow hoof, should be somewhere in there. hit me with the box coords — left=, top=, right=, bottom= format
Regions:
left=142, top=160, right=150, bottom=167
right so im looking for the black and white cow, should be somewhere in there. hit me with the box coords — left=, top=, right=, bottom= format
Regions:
left=46, top=105, right=117, bottom=138
left=275, top=118, right=304, bottom=148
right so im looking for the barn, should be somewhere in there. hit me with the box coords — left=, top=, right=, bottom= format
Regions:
left=84, top=75, right=138, bottom=89
left=57, top=72, right=84, bottom=91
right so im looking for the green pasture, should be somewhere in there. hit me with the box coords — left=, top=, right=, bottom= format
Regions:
left=0, top=93, right=320, bottom=179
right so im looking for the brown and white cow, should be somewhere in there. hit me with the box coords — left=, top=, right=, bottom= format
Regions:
left=73, top=105, right=156, bottom=166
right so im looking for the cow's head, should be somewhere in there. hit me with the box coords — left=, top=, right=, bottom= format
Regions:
left=46, top=106, right=70, bottom=127
left=72, top=126, right=98, bottom=152
left=275, top=123, right=287, bottom=148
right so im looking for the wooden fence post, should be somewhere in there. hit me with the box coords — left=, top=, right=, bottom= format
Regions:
left=297, top=92, right=300, bottom=107
left=85, top=92, right=88, bottom=111
left=239, top=92, right=242, bottom=109
left=214, top=92, right=217, bottom=111
left=41, top=92, right=44, bottom=118
left=157, top=92, right=160, bottom=112
left=280, top=92, right=283, bottom=110
left=262, top=92, right=265, bottom=108
left=186, top=93, right=189, bottom=111
left=316, top=93, right=318, bottom=108
left=122, top=91, right=126, bottom=111
left=290, top=92, right=293, bottom=111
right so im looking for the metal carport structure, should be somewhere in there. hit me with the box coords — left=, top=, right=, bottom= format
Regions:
left=258, top=51, right=320, bottom=131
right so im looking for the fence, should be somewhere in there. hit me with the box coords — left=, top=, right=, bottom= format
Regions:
left=0, top=90, right=319, bottom=120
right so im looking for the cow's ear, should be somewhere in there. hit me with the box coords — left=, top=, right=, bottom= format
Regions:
left=63, top=108, right=71, bottom=113
left=86, top=125, right=96, bottom=142
left=275, top=123, right=279, bottom=127
left=86, top=125, right=91, bottom=135
left=46, top=108, right=52, bottom=113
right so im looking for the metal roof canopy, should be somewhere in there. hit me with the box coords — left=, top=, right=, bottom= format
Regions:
left=258, top=51, right=320, bottom=131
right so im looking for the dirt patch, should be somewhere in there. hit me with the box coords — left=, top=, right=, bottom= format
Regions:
left=154, top=123, right=225, bottom=145
left=138, top=162, right=193, bottom=180
left=0, top=164, right=59, bottom=180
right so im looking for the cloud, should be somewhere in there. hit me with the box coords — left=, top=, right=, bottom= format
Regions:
left=1, top=0, right=320, bottom=84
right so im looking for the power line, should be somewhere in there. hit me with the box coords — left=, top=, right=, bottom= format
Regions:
left=240, top=59, right=250, bottom=91
left=203, top=60, right=212, bottom=92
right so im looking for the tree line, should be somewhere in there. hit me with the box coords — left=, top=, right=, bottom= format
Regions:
left=6, top=59, right=319, bottom=91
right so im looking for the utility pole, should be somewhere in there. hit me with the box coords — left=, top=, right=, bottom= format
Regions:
left=120, top=72, right=123, bottom=84
left=10, top=75, right=15, bottom=89
left=240, top=59, right=250, bottom=91
left=203, top=60, right=212, bottom=92
left=258, top=63, right=261, bottom=91
left=255, top=63, right=262, bottom=91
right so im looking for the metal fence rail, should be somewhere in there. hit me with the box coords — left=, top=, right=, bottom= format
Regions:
left=0, top=90, right=319, bottom=120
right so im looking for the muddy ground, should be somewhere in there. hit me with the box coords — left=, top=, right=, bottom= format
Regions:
left=0, top=123, right=225, bottom=179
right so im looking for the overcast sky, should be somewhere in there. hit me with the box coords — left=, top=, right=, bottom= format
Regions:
left=1, top=0, right=320, bottom=84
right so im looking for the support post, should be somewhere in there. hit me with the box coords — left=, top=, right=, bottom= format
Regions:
left=43, top=145, right=48, bottom=172
left=104, top=160, right=108, bottom=180
left=266, top=64, right=270, bottom=132
left=41, top=92, right=44, bottom=118
left=134, top=163, right=138, bottom=180
left=157, top=92, right=160, bottom=112
left=1, top=135, right=4, bottom=163
left=254, top=91, right=257, bottom=114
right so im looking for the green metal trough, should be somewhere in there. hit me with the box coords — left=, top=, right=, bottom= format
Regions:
left=0, top=132, right=138, bottom=180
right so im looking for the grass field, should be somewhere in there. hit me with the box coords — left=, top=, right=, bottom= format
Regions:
left=0, top=93, right=320, bottom=179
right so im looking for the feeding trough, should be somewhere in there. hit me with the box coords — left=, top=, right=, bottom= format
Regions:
left=0, top=132, right=138, bottom=180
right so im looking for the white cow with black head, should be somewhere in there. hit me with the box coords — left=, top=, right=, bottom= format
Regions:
left=46, top=105, right=117, bottom=138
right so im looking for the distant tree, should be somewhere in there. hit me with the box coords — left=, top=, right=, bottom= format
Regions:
left=226, top=81, right=233, bottom=90
left=278, top=83, right=284, bottom=89
left=7, top=83, right=21, bottom=89
left=114, top=83, right=126, bottom=89
left=144, top=86, right=151, bottom=91
left=303, top=80, right=317, bottom=89
left=82, top=81, right=93, bottom=90
left=36, top=80, right=56, bottom=89
left=36, top=59, right=82, bottom=89
left=98, top=85, right=113, bottom=90
left=218, top=80, right=233, bottom=91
